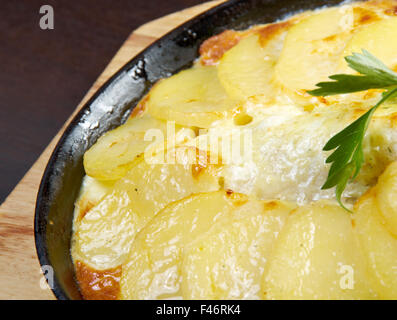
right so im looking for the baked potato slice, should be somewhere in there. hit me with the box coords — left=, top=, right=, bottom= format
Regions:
left=354, top=191, right=397, bottom=299
left=120, top=191, right=240, bottom=299
left=262, top=201, right=377, bottom=300
left=275, top=6, right=354, bottom=92
left=73, top=147, right=221, bottom=270
left=83, top=112, right=170, bottom=181
left=375, top=161, right=397, bottom=237
left=181, top=200, right=294, bottom=300
left=147, top=65, right=239, bottom=128
left=72, top=176, right=115, bottom=229
left=341, top=17, right=397, bottom=72
left=218, top=33, right=281, bottom=102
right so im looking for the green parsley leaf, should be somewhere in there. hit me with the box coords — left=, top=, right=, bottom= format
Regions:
left=321, top=89, right=397, bottom=210
left=308, top=50, right=397, bottom=210
left=308, top=50, right=397, bottom=96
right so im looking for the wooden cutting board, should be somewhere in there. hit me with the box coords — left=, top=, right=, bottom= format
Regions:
left=0, top=0, right=224, bottom=300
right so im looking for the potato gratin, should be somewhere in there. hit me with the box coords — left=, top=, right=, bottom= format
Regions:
left=71, top=0, right=397, bottom=300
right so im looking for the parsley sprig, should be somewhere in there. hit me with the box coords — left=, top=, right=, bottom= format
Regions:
left=308, top=50, right=397, bottom=210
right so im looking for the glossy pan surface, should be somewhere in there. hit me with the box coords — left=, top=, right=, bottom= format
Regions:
left=34, top=0, right=349, bottom=300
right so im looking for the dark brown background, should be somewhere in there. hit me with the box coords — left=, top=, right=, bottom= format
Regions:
left=0, top=0, right=204, bottom=203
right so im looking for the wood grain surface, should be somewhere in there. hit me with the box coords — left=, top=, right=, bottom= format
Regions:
left=0, top=0, right=224, bottom=300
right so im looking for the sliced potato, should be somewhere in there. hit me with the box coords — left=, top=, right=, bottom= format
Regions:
left=354, top=191, right=397, bottom=299
left=84, top=112, right=169, bottom=181
left=73, top=147, right=221, bottom=270
left=181, top=200, right=294, bottom=300
left=275, top=6, right=354, bottom=91
left=120, top=191, right=265, bottom=300
left=72, top=191, right=139, bottom=270
left=73, top=176, right=115, bottom=229
left=375, top=161, right=397, bottom=236
left=341, top=17, right=397, bottom=72
left=218, top=34, right=280, bottom=102
left=262, top=201, right=377, bottom=300
left=147, top=65, right=238, bottom=128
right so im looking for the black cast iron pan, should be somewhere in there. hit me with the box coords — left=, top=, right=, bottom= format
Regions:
left=35, top=0, right=350, bottom=300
